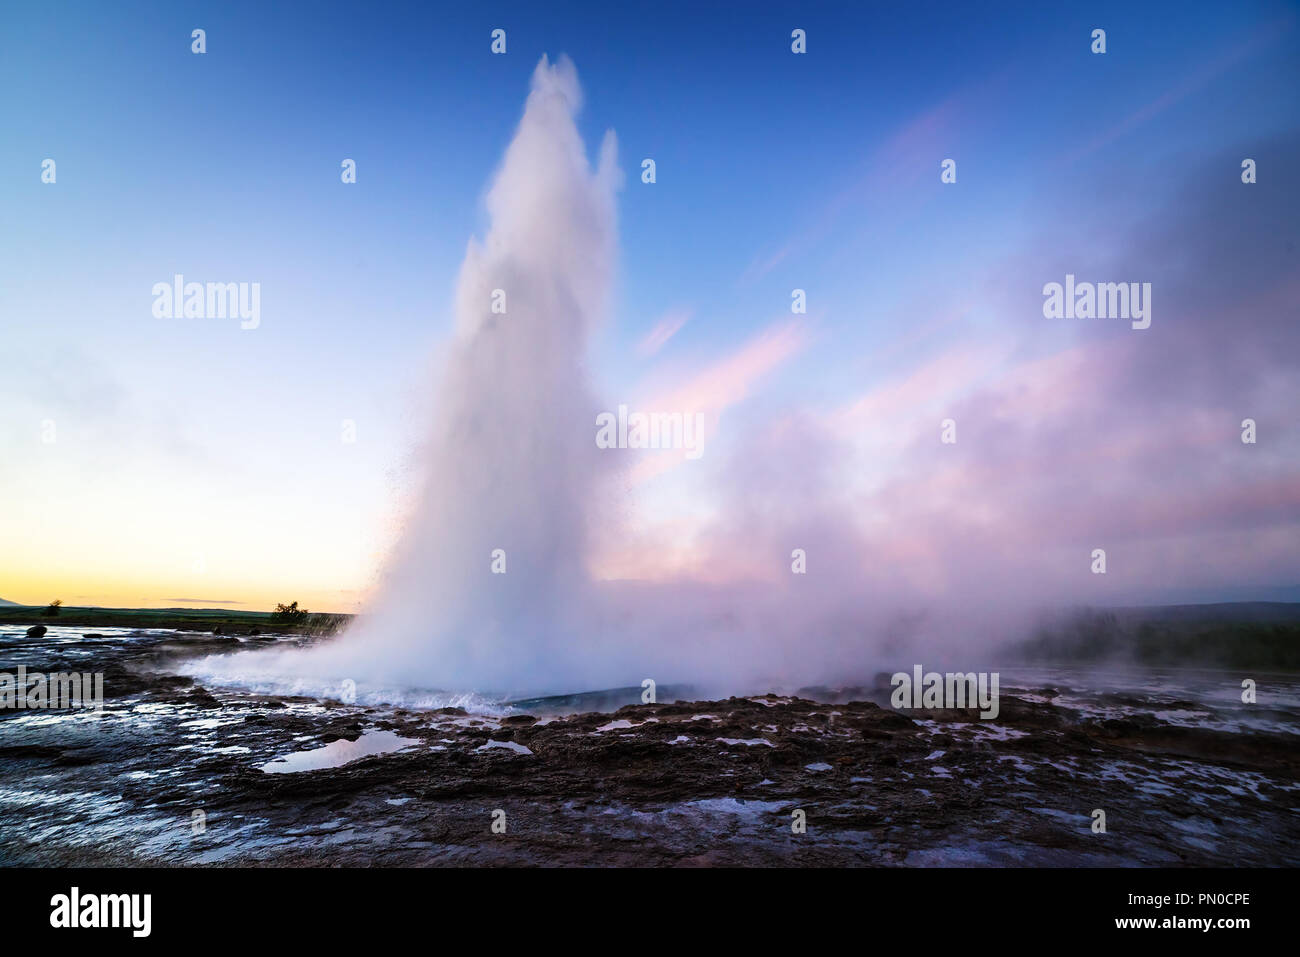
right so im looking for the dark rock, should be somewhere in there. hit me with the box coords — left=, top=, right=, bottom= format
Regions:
left=187, top=688, right=222, bottom=709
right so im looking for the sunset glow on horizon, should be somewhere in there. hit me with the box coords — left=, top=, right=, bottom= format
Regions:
left=3, top=1, right=1298, bottom=615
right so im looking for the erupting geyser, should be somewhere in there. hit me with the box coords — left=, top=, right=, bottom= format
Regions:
left=331, top=54, right=623, bottom=692
left=190, top=56, right=628, bottom=704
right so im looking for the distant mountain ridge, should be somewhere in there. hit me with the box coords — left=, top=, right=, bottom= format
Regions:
left=0, top=598, right=22, bottom=606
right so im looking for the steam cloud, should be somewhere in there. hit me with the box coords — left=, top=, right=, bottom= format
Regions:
left=186, top=57, right=1300, bottom=705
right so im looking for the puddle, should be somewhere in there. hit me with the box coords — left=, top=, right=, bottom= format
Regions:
left=260, top=731, right=419, bottom=774
left=475, top=740, right=534, bottom=756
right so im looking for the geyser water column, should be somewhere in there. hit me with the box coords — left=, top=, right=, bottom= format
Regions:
left=329, top=54, right=622, bottom=693
left=213, top=55, right=624, bottom=700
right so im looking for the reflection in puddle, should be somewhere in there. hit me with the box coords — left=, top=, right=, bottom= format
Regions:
left=260, top=730, right=419, bottom=774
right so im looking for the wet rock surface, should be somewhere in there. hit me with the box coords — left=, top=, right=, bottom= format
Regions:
left=1, top=628, right=1297, bottom=866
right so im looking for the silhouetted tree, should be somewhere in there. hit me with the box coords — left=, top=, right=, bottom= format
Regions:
left=271, top=601, right=309, bottom=624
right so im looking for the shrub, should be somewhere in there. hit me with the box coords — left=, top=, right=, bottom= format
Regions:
left=271, top=601, right=310, bottom=624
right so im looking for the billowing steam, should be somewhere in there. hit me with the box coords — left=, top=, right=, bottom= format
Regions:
left=185, top=55, right=1298, bottom=708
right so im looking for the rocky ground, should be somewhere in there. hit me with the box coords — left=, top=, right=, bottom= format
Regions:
left=1, top=627, right=1297, bottom=866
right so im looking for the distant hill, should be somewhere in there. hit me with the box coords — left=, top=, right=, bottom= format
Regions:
left=0, top=598, right=22, bottom=607
left=1017, top=602, right=1300, bottom=670
left=0, top=603, right=351, bottom=636
left=1115, top=602, right=1300, bottom=624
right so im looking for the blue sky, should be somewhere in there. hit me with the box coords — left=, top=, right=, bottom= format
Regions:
left=1, top=0, right=1297, bottom=609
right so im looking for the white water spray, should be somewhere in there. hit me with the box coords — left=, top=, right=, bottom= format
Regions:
left=188, top=56, right=626, bottom=703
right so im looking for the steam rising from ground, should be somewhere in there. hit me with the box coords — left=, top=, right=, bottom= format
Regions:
left=185, top=56, right=1299, bottom=705
left=191, top=56, right=933, bottom=701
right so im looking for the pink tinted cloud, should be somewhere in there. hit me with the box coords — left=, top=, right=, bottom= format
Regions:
left=635, top=307, right=692, bottom=357
left=834, top=342, right=1004, bottom=433
left=627, top=319, right=807, bottom=484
